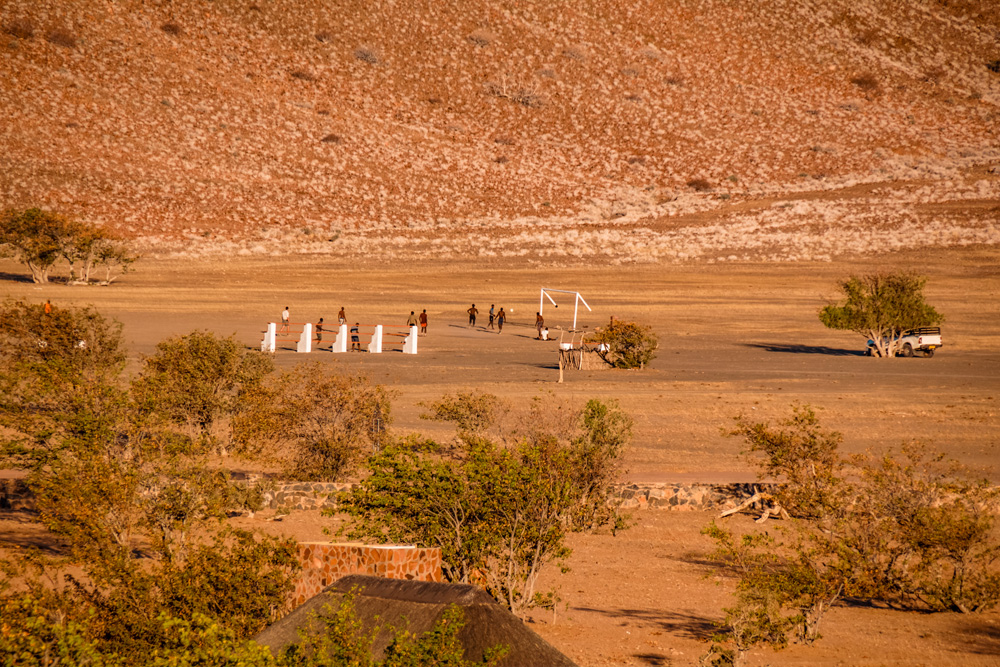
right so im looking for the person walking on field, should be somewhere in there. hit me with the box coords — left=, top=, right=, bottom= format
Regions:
left=407, top=311, right=418, bottom=327
left=488, top=304, right=496, bottom=330
left=496, top=307, right=506, bottom=334
left=535, top=312, right=545, bottom=339
left=315, top=318, right=325, bottom=349
left=468, top=304, right=479, bottom=327
left=418, top=309, right=428, bottom=335
left=280, top=306, right=290, bottom=335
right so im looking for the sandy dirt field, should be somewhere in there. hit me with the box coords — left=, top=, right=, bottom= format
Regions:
left=2, top=247, right=1000, bottom=665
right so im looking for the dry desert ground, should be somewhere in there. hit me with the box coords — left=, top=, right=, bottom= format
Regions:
left=3, top=247, right=1000, bottom=665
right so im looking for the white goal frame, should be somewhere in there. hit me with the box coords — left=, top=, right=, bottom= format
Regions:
left=539, top=288, right=592, bottom=330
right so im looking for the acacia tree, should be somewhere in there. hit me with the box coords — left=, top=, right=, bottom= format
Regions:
left=818, top=272, right=943, bottom=358
left=0, top=207, right=67, bottom=283
left=589, top=318, right=658, bottom=369
left=0, top=207, right=138, bottom=285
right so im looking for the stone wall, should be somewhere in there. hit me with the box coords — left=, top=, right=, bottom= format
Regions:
left=264, top=480, right=773, bottom=513
left=1, top=477, right=776, bottom=515
left=291, top=543, right=443, bottom=610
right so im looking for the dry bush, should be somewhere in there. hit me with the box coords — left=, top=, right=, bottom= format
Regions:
left=621, top=67, right=640, bottom=78
left=687, top=178, right=713, bottom=192
left=45, top=28, right=77, bottom=49
left=321, top=133, right=342, bottom=144
left=315, top=30, right=333, bottom=43
left=161, top=22, right=183, bottom=36
left=354, top=46, right=379, bottom=64
left=850, top=73, right=880, bottom=93
left=854, top=27, right=879, bottom=46
left=987, top=60, right=1000, bottom=74
left=494, top=136, right=515, bottom=145
left=3, top=18, right=35, bottom=39
left=665, top=76, right=684, bottom=86
left=562, top=45, right=588, bottom=61
left=468, top=29, right=494, bottom=47
left=923, top=66, right=946, bottom=84
left=485, top=76, right=544, bottom=108
left=290, top=69, right=316, bottom=81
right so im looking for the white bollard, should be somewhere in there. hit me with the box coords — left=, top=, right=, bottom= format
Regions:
left=297, top=322, right=313, bottom=353
left=367, top=324, right=383, bottom=353
left=332, top=324, right=348, bottom=353
left=261, top=323, right=276, bottom=353
left=403, top=325, right=418, bottom=354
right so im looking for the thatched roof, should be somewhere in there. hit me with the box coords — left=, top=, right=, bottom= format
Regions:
left=254, top=575, right=577, bottom=667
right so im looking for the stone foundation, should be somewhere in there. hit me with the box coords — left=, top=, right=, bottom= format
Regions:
left=263, top=480, right=774, bottom=513
left=291, top=543, right=443, bottom=610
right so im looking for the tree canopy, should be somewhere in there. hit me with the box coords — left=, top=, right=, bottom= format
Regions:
left=818, top=272, right=943, bottom=358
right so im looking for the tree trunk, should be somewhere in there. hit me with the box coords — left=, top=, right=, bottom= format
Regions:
left=26, top=261, right=49, bottom=284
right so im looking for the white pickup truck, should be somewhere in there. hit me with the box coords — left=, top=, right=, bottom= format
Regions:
left=866, top=327, right=943, bottom=358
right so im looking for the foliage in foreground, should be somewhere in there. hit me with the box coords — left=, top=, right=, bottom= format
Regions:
left=818, top=272, right=943, bottom=358
left=588, top=318, right=658, bottom=369
left=0, top=303, right=296, bottom=662
left=0, top=593, right=504, bottom=667
left=338, top=397, right=632, bottom=616
left=703, top=406, right=1000, bottom=666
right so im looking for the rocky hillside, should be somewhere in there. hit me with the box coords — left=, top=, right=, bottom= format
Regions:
left=2, top=0, right=998, bottom=263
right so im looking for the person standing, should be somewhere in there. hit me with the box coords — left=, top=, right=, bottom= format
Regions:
left=316, top=318, right=325, bottom=348
left=407, top=311, right=418, bottom=327
left=351, top=323, right=361, bottom=351
left=496, top=307, right=506, bottom=334
left=338, top=307, right=347, bottom=326
left=43, top=300, right=52, bottom=315
left=535, top=312, right=545, bottom=339
left=488, top=304, right=496, bottom=330
left=280, top=306, right=290, bottom=335
left=418, top=309, right=428, bottom=335
left=468, top=304, right=479, bottom=327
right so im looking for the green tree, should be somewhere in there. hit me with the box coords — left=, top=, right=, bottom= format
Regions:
left=0, top=207, right=67, bottom=283
left=338, top=397, right=631, bottom=616
left=589, top=318, right=658, bottom=369
left=0, top=207, right=138, bottom=285
left=818, top=272, right=943, bottom=358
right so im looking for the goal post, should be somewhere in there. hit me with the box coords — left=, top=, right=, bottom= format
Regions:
left=539, top=288, right=592, bottom=330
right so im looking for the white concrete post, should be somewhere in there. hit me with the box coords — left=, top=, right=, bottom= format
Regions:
left=367, top=324, right=383, bottom=353
left=403, top=325, right=418, bottom=354
left=297, top=322, right=313, bottom=353
left=332, top=324, right=348, bottom=353
left=261, top=323, right=276, bottom=353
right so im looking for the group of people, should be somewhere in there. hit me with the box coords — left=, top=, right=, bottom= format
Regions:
left=468, top=304, right=508, bottom=333
left=280, top=306, right=428, bottom=352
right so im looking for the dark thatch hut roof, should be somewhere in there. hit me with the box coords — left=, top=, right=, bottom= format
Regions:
left=254, top=575, right=577, bottom=667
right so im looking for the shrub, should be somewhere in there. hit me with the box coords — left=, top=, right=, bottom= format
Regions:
left=232, top=362, right=393, bottom=480
left=589, top=318, right=658, bottom=369
left=321, top=133, right=342, bottom=144
left=3, top=18, right=35, bottom=39
left=686, top=178, right=713, bottom=192
left=467, top=30, right=494, bottom=47
left=161, top=22, right=183, bottom=36
left=420, top=391, right=509, bottom=435
left=45, top=28, right=77, bottom=49
left=338, top=397, right=631, bottom=616
left=706, top=407, right=1000, bottom=663
left=354, top=47, right=379, bottom=64
left=290, top=69, right=315, bottom=81
left=850, top=73, right=880, bottom=93
left=484, top=77, right=544, bottom=108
